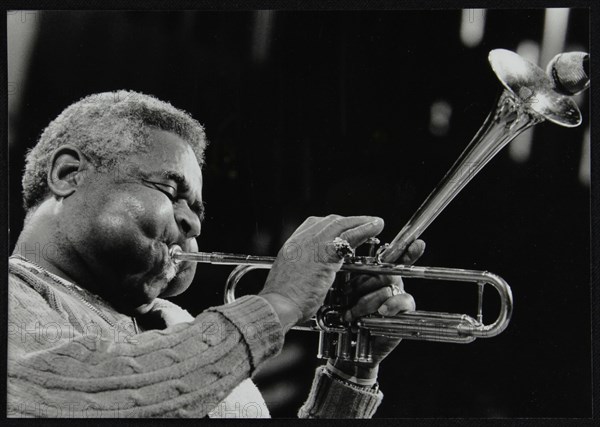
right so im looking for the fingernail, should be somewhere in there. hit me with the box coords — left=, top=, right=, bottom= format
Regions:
left=378, top=305, right=389, bottom=315
left=370, top=218, right=383, bottom=227
left=343, top=310, right=352, bottom=322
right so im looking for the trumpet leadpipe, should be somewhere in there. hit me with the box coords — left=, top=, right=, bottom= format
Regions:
left=170, top=246, right=275, bottom=266
left=170, top=245, right=513, bottom=344
left=164, top=48, right=588, bottom=358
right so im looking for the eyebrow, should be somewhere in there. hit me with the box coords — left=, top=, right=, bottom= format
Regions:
left=161, top=170, right=190, bottom=192
left=158, top=170, right=206, bottom=222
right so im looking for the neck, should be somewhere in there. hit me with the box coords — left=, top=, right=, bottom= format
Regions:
left=13, top=200, right=95, bottom=292
left=14, top=199, right=158, bottom=317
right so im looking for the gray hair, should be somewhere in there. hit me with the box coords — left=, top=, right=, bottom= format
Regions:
left=22, top=90, right=208, bottom=211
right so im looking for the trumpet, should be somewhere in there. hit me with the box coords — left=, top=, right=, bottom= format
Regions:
left=171, top=49, right=589, bottom=363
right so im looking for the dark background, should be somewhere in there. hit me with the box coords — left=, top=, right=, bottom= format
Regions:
left=7, top=10, right=591, bottom=418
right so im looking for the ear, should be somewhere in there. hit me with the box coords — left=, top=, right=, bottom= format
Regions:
left=47, top=145, right=91, bottom=198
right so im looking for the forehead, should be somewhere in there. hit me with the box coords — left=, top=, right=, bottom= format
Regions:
left=132, top=128, right=203, bottom=189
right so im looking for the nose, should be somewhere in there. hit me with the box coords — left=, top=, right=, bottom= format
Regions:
left=174, top=204, right=201, bottom=239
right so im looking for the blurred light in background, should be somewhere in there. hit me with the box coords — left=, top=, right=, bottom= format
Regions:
left=252, top=230, right=273, bottom=254
left=7, top=10, right=40, bottom=148
left=429, top=100, right=452, bottom=137
left=5, top=10, right=590, bottom=417
left=254, top=341, right=308, bottom=412
left=579, top=126, right=590, bottom=186
left=261, top=382, right=300, bottom=413
left=540, top=8, right=569, bottom=68
left=252, top=10, right=275, bottom=65
left=460, top=9, right=486, bottom=48
left=509, top=40, right=540, bottom=163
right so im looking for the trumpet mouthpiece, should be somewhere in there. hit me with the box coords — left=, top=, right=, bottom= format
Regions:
left=169, top=245, right=183, bottom=264
left=546, top=52, right=590, bottom=96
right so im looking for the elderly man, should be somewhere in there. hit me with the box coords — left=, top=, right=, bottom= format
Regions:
left=8, top=91, right=425, bottom=418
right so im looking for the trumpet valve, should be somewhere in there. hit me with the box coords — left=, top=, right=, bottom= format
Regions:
left=375, top=243, right=390, bottom=264
left=336, top=332, right=354, bottom=361
left=364, top=237, right=381, bottom=257
left=317, top=331, right=338, bottom=360
left=354, top=328, right=373, bottom=364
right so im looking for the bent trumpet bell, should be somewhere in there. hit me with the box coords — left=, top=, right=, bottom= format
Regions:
left=170, top=48, right=588, bottom=363
left=379, top=49, right=588, bottom=263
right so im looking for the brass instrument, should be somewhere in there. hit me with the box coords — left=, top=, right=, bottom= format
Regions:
left=171, top=49, right=589, bottom=363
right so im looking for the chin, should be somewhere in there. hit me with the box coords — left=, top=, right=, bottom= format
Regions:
left=159, top=265, right=195, bottom=297
left=114, top=253, right=196, bottom=313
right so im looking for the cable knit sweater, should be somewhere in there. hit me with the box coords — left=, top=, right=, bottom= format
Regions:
left=7, top=257, right=383, bottom=418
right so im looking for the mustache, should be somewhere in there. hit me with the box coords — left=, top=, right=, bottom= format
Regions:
left=161, top=244, right=183, bottom=281
left=162, top=242, right=197, bottom=282
left=163, top=259, right=179, bottom=282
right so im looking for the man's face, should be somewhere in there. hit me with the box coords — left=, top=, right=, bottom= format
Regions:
left=64, top=128, right=204, bottom=313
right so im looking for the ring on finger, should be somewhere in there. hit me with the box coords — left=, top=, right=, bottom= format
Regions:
left=389, top=284, right=405, bottom=296
left=332, top=237, right=355, bottom=260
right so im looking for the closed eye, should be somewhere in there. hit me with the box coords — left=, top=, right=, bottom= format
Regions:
left=142, top=177, right=204, bottom=222
left=143, top=179, right=177, bottom=200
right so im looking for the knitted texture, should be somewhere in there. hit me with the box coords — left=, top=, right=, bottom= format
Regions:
left=7, top=259, right=283, bottom=418
left=8, top=257, right=385, bottom=418
left=298, top=366, right=383, bottom=418
left=146, top=296, right=271, bottom=418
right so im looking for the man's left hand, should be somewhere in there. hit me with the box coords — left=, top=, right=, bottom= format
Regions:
left=329, top=239, right=426, bottom=380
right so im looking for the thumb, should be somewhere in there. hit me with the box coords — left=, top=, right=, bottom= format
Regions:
left=399, top=239, right=426, bottom=265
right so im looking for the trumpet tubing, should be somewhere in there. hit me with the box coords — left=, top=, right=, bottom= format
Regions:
left=171, top=247, right=513, bottom=362
left=171, top=49, right=588, bottom=363
left=379, top=49, right=588, bottom=263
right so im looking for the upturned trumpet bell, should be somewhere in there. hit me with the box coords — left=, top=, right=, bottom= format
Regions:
left=169, top=48, right=588, bottom=363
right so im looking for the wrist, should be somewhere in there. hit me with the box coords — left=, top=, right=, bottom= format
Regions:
left=258, top=292, right=301, bottom=333
left=328, top=358, right=379, bottom=383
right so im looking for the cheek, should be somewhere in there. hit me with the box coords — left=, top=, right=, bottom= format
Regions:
left=92, top=187, right=173, bottom=240
left=136, top=196, right=174, bottom=237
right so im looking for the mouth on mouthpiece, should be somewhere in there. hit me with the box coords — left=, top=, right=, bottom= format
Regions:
left=169, top=245, right=183, bottom=264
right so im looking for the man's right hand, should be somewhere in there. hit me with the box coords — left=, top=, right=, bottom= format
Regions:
left=259, top=215, right=384, bottom=332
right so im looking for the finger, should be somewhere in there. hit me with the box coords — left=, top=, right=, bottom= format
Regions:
left=399, top=239, right=426, bottom=265
left=313, top=217, right=384, bottom=262
left=317, top=215, right=383, bottom=242
left=332, top=217, right=384, bottom=247
left=341, top=274, right=372, bottom=295
left=344, top=286, right=393, bottom=322
left=345, top=274, right=396, bottom=297
left=293, top=215, right=331, bottom=234
left=377, top=293, right=416, bottom=316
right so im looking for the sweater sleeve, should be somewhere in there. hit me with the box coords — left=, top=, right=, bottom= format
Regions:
left=298, top=366, right=383, bottom=418
left=7, top=274, right=284, bottom=418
